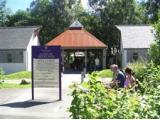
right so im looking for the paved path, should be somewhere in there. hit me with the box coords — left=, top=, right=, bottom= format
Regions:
left=0, top=74, right=81, bottom=119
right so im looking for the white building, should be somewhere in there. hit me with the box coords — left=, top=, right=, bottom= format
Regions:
left=117, top=25, right=155, bottom=68
left=0, top=26, right=40, bottom=74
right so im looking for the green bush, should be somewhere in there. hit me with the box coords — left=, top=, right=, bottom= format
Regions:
left=69, top=65, right=160, bottom=119
left=128, top=61, right=160, bottom=93
left=149, top=19, right=160, bottom=65
left=128, top=61, right=146, bottom=81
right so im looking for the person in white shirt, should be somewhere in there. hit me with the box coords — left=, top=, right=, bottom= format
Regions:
left=94, top=57, right=100, bottom=70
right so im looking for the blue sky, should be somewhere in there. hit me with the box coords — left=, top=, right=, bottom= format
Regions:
left=6, top=0, right=33, bottom=13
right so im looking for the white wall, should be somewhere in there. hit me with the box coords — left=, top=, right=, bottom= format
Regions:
left=0, top=50, right=26, bottom=74
left=0, top=63, right=25, bottom=74
left=0, top=33, right=39, bottom=74
left=26, top=33, right=40, bottom=71
left=121, top=48, right=149, bottom=68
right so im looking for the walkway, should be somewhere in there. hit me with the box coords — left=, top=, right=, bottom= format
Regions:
left=0, top=74, right=81, bottom=119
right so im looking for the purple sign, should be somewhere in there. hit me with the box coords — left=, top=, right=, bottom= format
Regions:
left=32, top=46, right=61, bottom=59
left=31, top=46, right=62, bottom=100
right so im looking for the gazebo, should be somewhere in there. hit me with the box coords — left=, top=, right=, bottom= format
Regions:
left=46, top=21, right=107, bottom=72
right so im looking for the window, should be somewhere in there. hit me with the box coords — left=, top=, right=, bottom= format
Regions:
left=0, top=50, right=24, bottom=63
left=7, top=53, right=12, bottom=63
left=133, top=52, right=138, bottom=61
left=19, top=51, right=23, bottom=55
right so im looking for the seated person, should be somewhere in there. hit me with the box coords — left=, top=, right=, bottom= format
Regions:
left=110, top=64, right=125, bottom=88
left=124, top=67, right=136, bottom=88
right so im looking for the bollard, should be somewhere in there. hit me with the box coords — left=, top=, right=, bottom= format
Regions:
left=81, top=72, right=84, bottom=83
left=81, top=68, right=86, bottom=83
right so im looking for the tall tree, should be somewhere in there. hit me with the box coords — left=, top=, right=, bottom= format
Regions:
left=0, top=0, right=7, bottom=26
left=141, top=0, right=160, bottom=23
left=87, top=0, right=140, bottom=55
left=6, top=10, right=35, bottom=26
left=88, top=0, right=142, bottom=24
left=149, top=12, right=160, bottom=65
left=29, top=0, right=75, bottom=44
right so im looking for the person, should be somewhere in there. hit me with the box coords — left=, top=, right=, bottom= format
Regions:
left=95, top=57, right=100, bottom=71
left=110, top=64, right=125, bottom=88
left=124, top=67, right=136, bottom=88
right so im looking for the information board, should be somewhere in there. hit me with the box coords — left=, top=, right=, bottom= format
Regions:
left=32, top=46, right=61, bottom=100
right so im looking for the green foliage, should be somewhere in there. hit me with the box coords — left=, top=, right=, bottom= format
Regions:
left=128, top=61, right=160, bottom=93
left=128, top=61, right=146, bottom=81
left=69, top=64, right=160, bottom=119
left=149, top=42, right=160, bottom=65
left=149, top=17, right=160, bottom=65
left=29, top=0, right=75, bottom=44
left=97, top=69, right=113, bottom=78
left=0, top=0, right=11, bottom=26
left=141, top=0, right=160, bottom=23
left=87, top=0, right=147, bottom=55
left=4, top=71, right=31, bottom=80
left=138, top=62, right=160, bottom=94
left=6, top=10, right=36, bottom=26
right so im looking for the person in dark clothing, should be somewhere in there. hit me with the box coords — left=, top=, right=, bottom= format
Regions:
left=110, top=64, right=125, bottom=88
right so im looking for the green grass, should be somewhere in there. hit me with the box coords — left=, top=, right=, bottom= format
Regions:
left=4, top=71, right=31, bottom=80
left=97, top=69, right=113, bottom=78
left=0, top=83, right=31, bottom=89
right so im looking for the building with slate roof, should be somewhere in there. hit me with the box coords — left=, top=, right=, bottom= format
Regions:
left=117, top=25, right=155, bottom=68
left=46, top=21, right=107, bottom=72
left=0, top=26, right=40, bottom=74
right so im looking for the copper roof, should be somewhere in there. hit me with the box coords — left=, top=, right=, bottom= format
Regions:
left=46, top=29, right=107, bottom=48
left=46, top=21, right=107, bottom=48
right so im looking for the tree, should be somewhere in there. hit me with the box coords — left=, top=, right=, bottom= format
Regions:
left=29, top=0, right=75, bottom=44
left=6, top=10, right=35, bottom=26
left=149, top=14, right=160, bottom=65
left=88, top=0, right=143, bottom=25
left=0, top=0, right=7, bottom=26
left=142, top=0, right=160, bottom=23
left=87, top=0, right=138, bottom=55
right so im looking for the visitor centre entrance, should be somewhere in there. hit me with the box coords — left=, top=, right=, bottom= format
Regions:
left=46, top=21, right=107, bottom=73
left=63, top=49, right=104, bottom=72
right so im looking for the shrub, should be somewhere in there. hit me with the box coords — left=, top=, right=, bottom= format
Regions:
left=69, top=70, right=160, bottom=119
left=20, top=79, right=30, bottom=85
left=127, top=61, right=146, bottom=81
left=149, top=19, right=160, bottom=65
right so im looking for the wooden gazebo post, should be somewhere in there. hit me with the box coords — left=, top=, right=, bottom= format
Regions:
left=102, top=48, right=107, bottom=69
left=84, top=49, right=87, bottom=71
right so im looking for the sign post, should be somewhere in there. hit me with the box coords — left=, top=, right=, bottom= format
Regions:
left=31, top=46, right=62, bottom=100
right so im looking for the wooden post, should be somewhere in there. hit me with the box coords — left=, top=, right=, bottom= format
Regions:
left=84, top=50, right=87, bottom=70
left=102, top=48, right=107, bottom=69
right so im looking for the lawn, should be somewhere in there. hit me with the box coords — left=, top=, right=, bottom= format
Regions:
left=97, top=69, right=113, bottom=78
left=0, top=83, right=31, bottom=89
left=0, top=71, right=31, bottom=88
left=4, top=71, right=31, bottom=80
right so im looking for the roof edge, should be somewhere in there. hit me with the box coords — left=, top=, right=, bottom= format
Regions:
left=0, top=26, right=42, bottom=29
left=116, top=24, right=151, bottom=27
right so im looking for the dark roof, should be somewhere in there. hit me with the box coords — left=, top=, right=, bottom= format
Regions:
left=116, top=25, right=155, bottom=49
left=0, top=26, right=40, bottom=49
